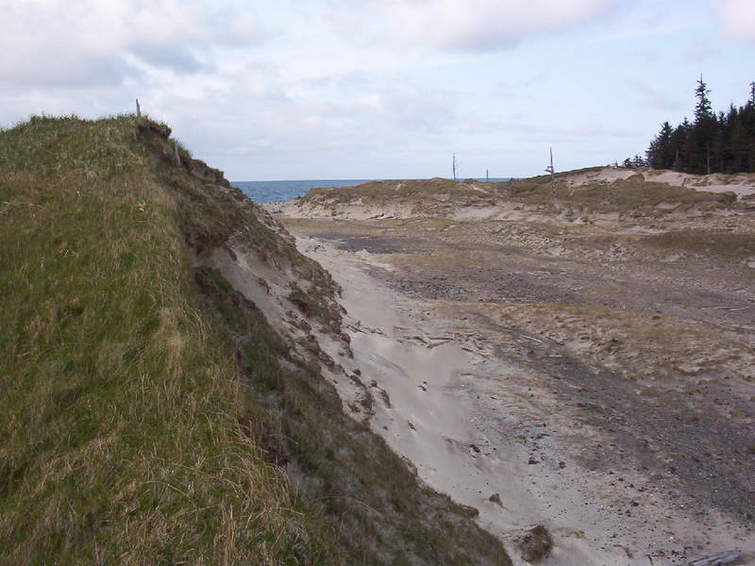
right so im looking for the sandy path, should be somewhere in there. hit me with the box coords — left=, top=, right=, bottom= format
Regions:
left=291, top=234, right=754, bottom=566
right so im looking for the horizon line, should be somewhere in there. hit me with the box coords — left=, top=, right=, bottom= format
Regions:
left=231, top=176, right=514, bottom=183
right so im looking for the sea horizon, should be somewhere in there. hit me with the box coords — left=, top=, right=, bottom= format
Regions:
left=233, top=177, right=511, bottom=203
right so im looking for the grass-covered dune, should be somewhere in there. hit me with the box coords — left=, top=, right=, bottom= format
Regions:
left=0, top=115, right=334, bottom=564
left=0, top=116, right=508, bottom=565
left=278, top=169, right=745, bottom=221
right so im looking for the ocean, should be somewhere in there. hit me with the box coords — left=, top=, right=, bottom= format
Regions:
left=233, top=178, right=511, bottom=203
left=232, top=179, right=373, bottom=203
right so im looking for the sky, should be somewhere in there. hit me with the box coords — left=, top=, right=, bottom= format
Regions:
left=1, top=0, right=754, bottom=180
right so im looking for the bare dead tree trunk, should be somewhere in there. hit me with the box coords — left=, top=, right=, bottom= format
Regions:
left=550, top=147, right=554, bottom=179
left=136, top=99, right=141, bottom=118
left=545, top=147, right=555, bottom=180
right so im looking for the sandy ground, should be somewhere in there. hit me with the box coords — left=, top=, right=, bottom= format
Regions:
left=263, top=169, right=754, bottom=565
left=283, top=231, right=753, bottom=566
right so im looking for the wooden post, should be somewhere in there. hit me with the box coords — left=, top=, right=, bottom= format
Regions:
left=173, top=140, right=181, bottom=166
left=136, top=98, right=141, bottom=118
left=452, top=153, right=457, bottom=181
left=486, top=169, right=489, bottom=182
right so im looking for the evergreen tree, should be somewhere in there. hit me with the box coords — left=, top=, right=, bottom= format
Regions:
left=646, top=121, right=674, bottom=169
left=694, top=75, right=713, bottom=123
left=673, top=118, right=691, bottom=172
left=725, top=106, right=747, bottom=171
left=688, top=76, right=716, bottom=173
left=721, top=105, right=736, bottom=171
left=639, top=78, right=755, bottom=174
left=621, top=155, right=647, bottom=168
left=711, top=111, right=725, bottom=172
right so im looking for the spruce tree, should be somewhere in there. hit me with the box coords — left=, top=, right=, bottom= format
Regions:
left=726, top=106, right=747, bottom=171
left=694, top=76, right=713, bottom=123
left=711, top=111, right=725, bottom=172
left=671, top=119, right=690, bottom=171
left=646, top=122, right=674, bottom=169
left=689, top=76, right=716, bottom=173
left=635, top=78, right=755, bottom=173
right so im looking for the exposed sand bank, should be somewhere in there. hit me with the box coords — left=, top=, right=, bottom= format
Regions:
left=289, top=233, right=753, bottom=566
left=560, top=167, right=755, bottom=198
left=260, top=170, right=754, bottom=564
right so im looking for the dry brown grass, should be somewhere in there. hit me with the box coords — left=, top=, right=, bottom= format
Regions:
left=642, top=230, right=755, bottom=259
left=294, top=172, right=738, bottom=219
left=487, top=303, right=752, bottom=383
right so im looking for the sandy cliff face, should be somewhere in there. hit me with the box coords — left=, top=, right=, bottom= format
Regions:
left=142, top=123, right=511, bottom=565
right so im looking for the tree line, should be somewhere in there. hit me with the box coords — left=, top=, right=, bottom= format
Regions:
left=624, top=77, right=755, bottom=174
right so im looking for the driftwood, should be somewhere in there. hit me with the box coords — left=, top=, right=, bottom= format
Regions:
left=687, top=550, right=743, bottom=566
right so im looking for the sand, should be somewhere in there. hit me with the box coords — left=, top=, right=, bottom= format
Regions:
left=283, top=233, right=754, bottom=566
left=257, top=168, right=754, bottom=564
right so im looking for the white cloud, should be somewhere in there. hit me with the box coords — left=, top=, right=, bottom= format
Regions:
left=718, top=0, right=755, bottom=40
left=0, top=0, right=266, bottom=87
left=2, top=1, right=749, bottom=180
left=377, top=0, right=613, bottom=50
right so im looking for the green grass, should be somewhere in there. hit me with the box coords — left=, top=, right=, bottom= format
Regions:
left=0, top=115, right=510, bottom=565
left=0, top=115, right=336, bottom=565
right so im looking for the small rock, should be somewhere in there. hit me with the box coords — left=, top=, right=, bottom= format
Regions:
left=517, top=525, right=553, bottom=563
left=489, top=493, right=502, bottom=506
left=528, top=457, right=539, bottom=465
left=379, top=389, right=391, bottom=407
